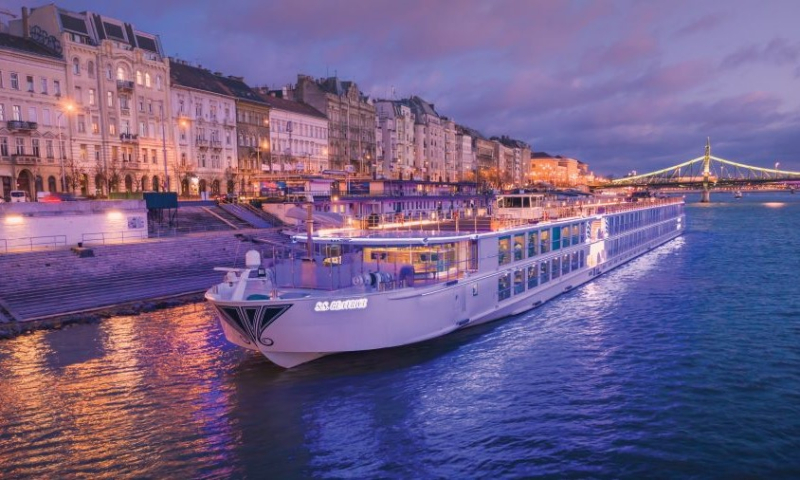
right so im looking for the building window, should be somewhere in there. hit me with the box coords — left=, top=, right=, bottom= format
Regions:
left=74, top=86, right=82, bottom=104
left=10, top=72, right=19, bottom=90
left=136, top=70, right=143, bottom=85
left=106, top=64, right=112, bottom=80
left=109, top=119, right=116, bottom=135
left=32, top=138, right=40, bottom=157
left=156, top=75, right=162, bottom=90
left=12, top=105, right=21, bottom=121
left=92, top=116, right=99, bottom=134
left=117, top=66, right=125, bottom=81
left=151, top=149, right=156, bottom=164
left=107, top=91, right=114, bottom=107
left=142, top=149, right=148, bottom=164
left=26, top=75, right=34, bottom=92
left=88, top=89, right=95, bottom=106
left=77, top=114, right=86, bottom=133
left=45, top=140, right=54, bottom=159
left=54, top=80, right=61, bottom=96
left=40, top=77, right=48, bottom=94
left=15, top=137, right=25, bottom=155
left=72, top=58, right=80, bottom=75
left=87, top=61, right=95, bottom=78
left=27, top=107, right=37, bottom=123
left=181, top=152, right=187, bottom=166
left=145, top=73, right=151, bottom=88
left=0, top=137, right=7, bottom=156
left=0, top=104, right=4, bottom=121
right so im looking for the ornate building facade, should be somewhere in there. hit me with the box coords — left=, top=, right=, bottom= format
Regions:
left=12, top=5, right=173, bottom=196
left=169, top=59, right=238, bottom=196
left=255, top=88, right=329, bottom=174
left=291, top=75, right=375, bottom=174
left=0, top=30, right=66, bottom=201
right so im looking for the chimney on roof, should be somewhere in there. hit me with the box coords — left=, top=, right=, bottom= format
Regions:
left=21, top=7, right=29, bottom=38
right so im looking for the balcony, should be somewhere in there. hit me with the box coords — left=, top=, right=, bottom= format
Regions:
left=120, top=107, right=131, bottom=116
left=116, top=80, right=135, bottom=91
left=7, top=120, right=38, bottom=132
left=120, top=133, right=139, bottom=143
left=196, top=138, right=209, bottom=148
left=11, top=154, right=40, bottom=165
left=211, top=139, right=222, bottom=149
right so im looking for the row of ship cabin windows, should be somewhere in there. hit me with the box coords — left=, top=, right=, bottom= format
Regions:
left=497, top=222, right=587, bottom=266
left=606, top=221, right=679, bottom=258
left=498, top=250, right=587, bottom=301
left=607, top=205, right=683, bottom=236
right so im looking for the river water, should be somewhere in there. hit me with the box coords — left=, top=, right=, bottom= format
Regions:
left=1, top=193, right=799, bottom=479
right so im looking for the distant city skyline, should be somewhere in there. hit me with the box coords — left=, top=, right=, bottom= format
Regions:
left=4, top=0, right=800, bottom=175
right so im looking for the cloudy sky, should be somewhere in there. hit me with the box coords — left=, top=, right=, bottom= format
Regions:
left=6, top=0, right=800, bottom=175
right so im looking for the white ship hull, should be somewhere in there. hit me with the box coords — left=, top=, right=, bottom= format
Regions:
left=206, top=197, right=685, bottom=368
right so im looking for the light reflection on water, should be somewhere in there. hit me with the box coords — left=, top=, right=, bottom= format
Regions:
left=1, top=193, right=799, bottom=478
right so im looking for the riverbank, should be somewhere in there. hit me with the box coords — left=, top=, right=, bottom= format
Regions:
left=0, top=228, right=287, bottom=339
left=0, top=291, right=205, bottom=340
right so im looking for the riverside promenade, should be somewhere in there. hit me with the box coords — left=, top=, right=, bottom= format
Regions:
left=0, top=228, right=288, bottom=337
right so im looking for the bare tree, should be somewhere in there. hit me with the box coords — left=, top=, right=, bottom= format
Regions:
left=173, top=161, right=196, bottom=197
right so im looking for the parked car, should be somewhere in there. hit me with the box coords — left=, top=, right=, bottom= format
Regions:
left=39, top=192, right=79, bottom=202
left=9, top=190, right=29, bottom=202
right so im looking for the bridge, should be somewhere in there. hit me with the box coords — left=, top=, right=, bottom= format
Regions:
left=600, top=139, right=800, bottom=202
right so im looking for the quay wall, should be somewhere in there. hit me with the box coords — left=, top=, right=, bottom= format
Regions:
left=0, top=200, right=148, bottom=251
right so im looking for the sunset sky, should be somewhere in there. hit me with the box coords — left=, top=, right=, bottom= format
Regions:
left=6, top=0, right=800, bottom=175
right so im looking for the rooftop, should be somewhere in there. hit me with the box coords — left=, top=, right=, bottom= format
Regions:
left=0, top=32, right=62, bottom=59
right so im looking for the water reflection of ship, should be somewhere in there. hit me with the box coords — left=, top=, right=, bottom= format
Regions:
left=733, top=190, right=743, bottom=199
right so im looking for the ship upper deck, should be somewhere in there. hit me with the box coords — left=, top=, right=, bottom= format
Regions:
left=288, top=196, right=684, bottom=246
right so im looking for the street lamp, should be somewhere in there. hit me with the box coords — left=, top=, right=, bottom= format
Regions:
left=56, top=102, right=75, bottom=193
left=160, top=101, right=169, bottom=192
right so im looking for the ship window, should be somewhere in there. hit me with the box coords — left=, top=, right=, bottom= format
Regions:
left=540, top=260, right=550, bottom=284
left=540, top=229, right=550, bottom=253
left=562, top=254, right=570, bottom=275
left=561, top=226, right=571, bottom=248
left=527, top=230, right=538, bottom=257
left=498, top=273, right=511, bottom=300
left=498, top=236, right=511, bottom=265
left=552, top=227, right=561, bottom=251
left=580, top=250, right=586, bottom=268
left=528, top=264, right=539, bottom=288
left=514, top=270, right=525, bottom=294
left=513, top=234, right=524, bottom=261
left=572, top=224, right=581, bottom=245
left=551, top=257, right=561, bottom=279
left=572, top=251, right=580, bottom=271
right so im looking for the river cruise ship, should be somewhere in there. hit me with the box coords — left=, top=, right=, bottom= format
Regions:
left=205, top=194, right=685, bottom=368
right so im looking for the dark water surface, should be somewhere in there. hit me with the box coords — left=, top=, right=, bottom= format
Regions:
left=2, top=193, right=800, bottom=479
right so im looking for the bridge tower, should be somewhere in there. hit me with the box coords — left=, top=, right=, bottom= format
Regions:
left=701, top=138, right=711, bottom=202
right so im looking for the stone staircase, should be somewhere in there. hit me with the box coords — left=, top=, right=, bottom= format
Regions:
left=0, top=228, right=290, bottom=321
left=219, top=203, right=274, bottom=228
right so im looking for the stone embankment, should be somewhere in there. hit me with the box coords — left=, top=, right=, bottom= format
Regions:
left=0, top=228, right=288, bottom=339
